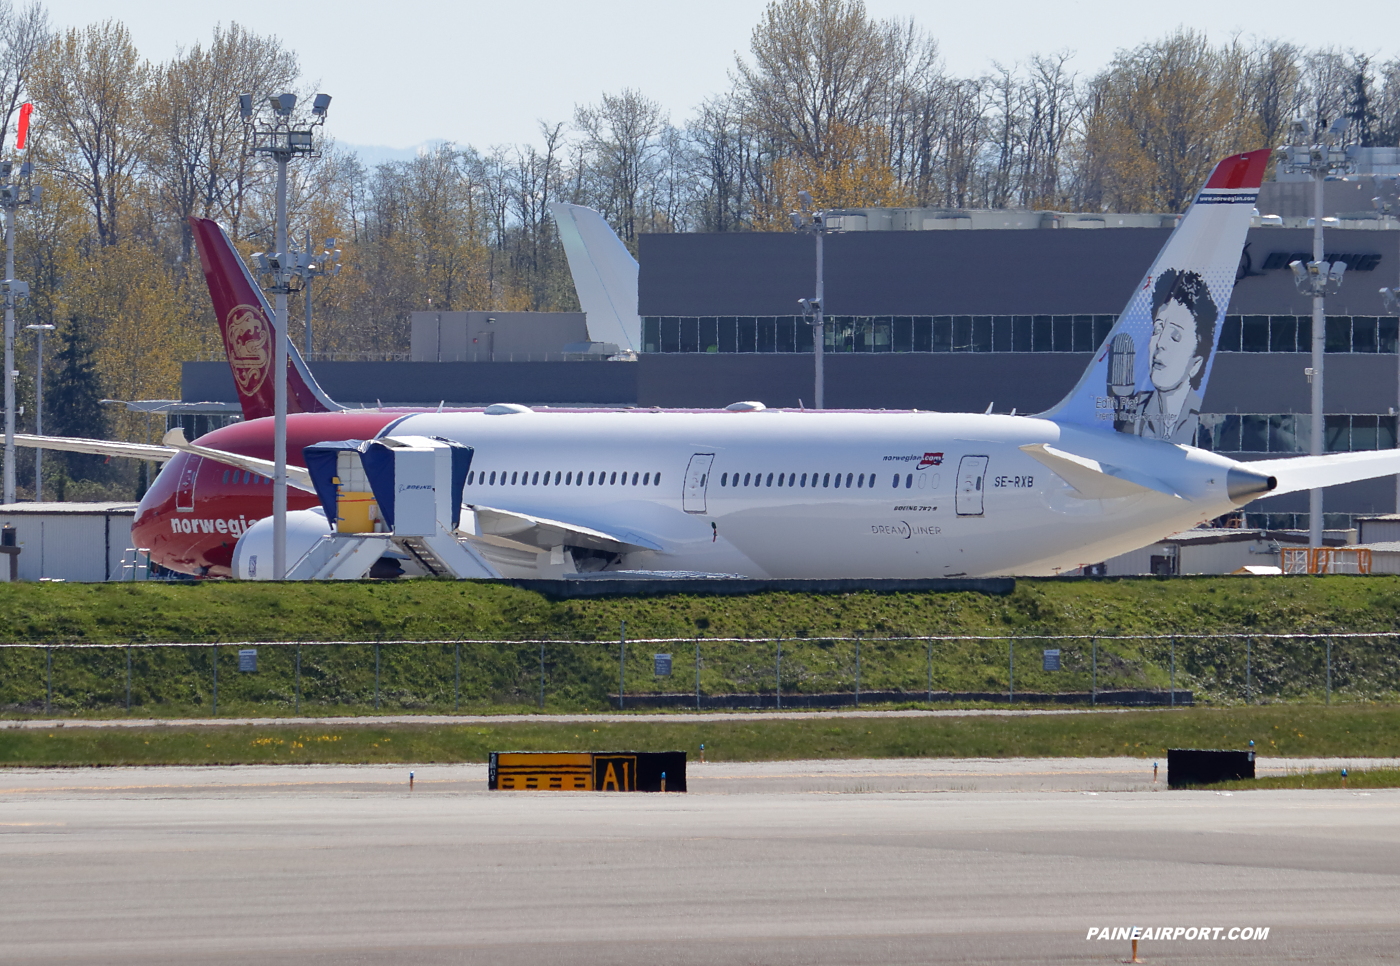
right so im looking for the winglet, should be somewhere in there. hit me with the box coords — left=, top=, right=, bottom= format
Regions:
left=549, top=202, right=640, bottom=351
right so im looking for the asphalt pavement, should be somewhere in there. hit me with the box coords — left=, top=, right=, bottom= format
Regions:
left=2, top=758, right=1397, bottom=964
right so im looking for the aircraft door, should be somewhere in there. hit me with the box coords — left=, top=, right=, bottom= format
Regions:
left=682, top=454, right=715, bottom=514
left=955, top=455, right=989, bottom=516
left=176, top=455, right=203, bottom=512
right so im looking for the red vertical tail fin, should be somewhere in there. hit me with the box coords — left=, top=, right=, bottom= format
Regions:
left=189, top=217, right=339, bottom=419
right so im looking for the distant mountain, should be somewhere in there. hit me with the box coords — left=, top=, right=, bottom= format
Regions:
left=336, top=140, right=452, bottom=168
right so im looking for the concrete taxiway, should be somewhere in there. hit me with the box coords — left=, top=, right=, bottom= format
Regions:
left=2, top=759, right=1397, bottom=964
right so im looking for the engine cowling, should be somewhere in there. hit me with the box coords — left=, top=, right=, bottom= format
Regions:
left=231, top=508, right=333, bottom=579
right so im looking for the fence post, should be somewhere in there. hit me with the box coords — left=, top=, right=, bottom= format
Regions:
left=539, top=643, right=545, bottom=710
left=295, top=644, right=301, bottom=714
left=1170, top=637, right=1175, bottom=707
left=375, top=643, right=380, bottom=712
left=1091, top=638, right=1096, bottom=706
left=619, top=621, right=626, bottom=711
left=776, top=640, right=781, bottom=710
left=855, top=640, right=861, bottom=707
left=927, top=640, right=933, bottom=703
left=1008, top=638, right=1014, bottom=704
left=45, top=645, right=51, bottom=715
left=1246, top=638, right=1251, bottom=705
left=1326, top=638, right=1331, bottom=706
left=212, top=645, right=217, bottom=717
left=126, top=645, right=131, bottom=713
left=695, top=639, right=700, bottom=711
left=455, top=643, right=460, bottom=713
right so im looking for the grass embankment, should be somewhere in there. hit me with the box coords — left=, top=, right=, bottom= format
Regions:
left=3, top=576, right=1400, bottom=716
left=3, top=705, right=1399, bottom=767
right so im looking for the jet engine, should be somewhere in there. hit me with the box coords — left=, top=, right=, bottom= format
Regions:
left=231, top=508, right=334, bottom=580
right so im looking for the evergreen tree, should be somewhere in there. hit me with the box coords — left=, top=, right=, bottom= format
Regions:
left=45, top=318, right=109, bottom=484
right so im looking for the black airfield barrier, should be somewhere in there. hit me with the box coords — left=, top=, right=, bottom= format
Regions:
left=1167, top=748, right=1256, bottom=788
left=489, top=751, right=687, bottom=792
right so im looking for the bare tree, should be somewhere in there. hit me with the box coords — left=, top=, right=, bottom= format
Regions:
left=0, top=1, right=47, bottom=149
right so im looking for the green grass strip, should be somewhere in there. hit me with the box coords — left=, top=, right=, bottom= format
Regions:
left=1212, top=769, right=1400, bottom=790
left=4, top=705, right=1400, bottom=767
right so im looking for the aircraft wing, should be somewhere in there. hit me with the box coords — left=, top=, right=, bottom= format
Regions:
left=1020, top=443, right=1181, bottom=499
left=15, top=433, right=179, bottom=462
left=462, top=503, right=663, bottom=555
left=1243, top=450, right=1400, bottom=498
left=162, top=428, right=316, bottom=493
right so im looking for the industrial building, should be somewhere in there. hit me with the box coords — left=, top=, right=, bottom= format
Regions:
left=0, top=503, right=137, bottom=581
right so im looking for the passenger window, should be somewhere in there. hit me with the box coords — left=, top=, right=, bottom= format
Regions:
left=857, top=474, right=864, bottom=488
left=511, top=472, right=518, bottom=485
left=555, top=472, right=562, bottom=485
left=891, top=474, right=899, bottom=488
left=565, top=472, right=572, bottom=485
left=631, top=472, right=638, bottom=485
left=777, top=474, right=785, bottom=487
left=643, top=473, right=650, bottom=485
left=222, top=470, right=230, bottom=484
left=801, top=473, right=807, bottom=487
left=541, top=472, right=549, bottom=486
left=905, top=474, right=913, bottom=488
left=823, top=473, right=830, bottom=487
left=588, top=472, right=595, bottom=485
left=610, top=472, right=617, bottom=484
left=846, top=473, right=853, bottom=487
left=743, top=473, right=751, bottom=486
left=532, top=472, right=539, bottom=485
left=721, top=472, right=728, bottom=486
left=834, top=473, right=841, bottom=489
left=766, top=473, right=773, bottom=486
left=654, top=473, right=661, bottom=485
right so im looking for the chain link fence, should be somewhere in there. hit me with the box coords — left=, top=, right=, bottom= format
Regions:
left=2, top=632, right=1398, bottom=718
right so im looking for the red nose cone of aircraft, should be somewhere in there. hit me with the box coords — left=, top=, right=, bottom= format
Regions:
left=132, top=411, right=402, bottom=576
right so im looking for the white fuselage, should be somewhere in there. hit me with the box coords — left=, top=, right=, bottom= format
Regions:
left=387, top=408, right=1248, bottom=578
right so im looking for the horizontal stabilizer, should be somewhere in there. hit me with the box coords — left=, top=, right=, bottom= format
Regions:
left=1243, top=450, right=1400, bottom=498
left=162, top=428, right=316, bottom=493
left=1020, top=443, right=1181, bottom=500
left=15, top=433, right=177, bottom=462
left=464, top=503, right=662, bottom=555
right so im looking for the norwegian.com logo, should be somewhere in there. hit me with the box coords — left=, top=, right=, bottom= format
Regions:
left=882, top=452, right=944, bottom=468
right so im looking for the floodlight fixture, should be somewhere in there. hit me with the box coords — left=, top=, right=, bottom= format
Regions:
left=270, top=92, right=297, bottom=115
left=18, top=162, right=30, bottom=179
left=312, top=93, right=332, bottom=116
left=797, top=190, right=813, bottom=211
left=1289, top=260, right=1307, bottom=283
left=1325, top=116, right=1350, bottom=144
left=1328, top=260, right=1347, bottom=284
left=790, top=212, right=803, bottom=229
left=239, top=94, right=253, bottom=119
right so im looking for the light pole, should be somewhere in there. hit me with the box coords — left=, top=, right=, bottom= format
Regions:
left=0, top=157, right=37, bottom=505
left=297, top=228, right=340, bottom=357
left=1278, top=117, right=1352, bottom=547
left=25, top=322, right=52, bottom=500
left=242, top=90, right=330, bottom=580
left=792, top=190, right=831, bottom=409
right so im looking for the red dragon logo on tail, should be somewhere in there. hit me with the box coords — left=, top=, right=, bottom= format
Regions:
left=226, top=304, right=271, bottom=395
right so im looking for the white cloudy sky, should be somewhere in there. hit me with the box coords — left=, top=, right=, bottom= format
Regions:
left=43, top=0, right=1398, bottom=154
